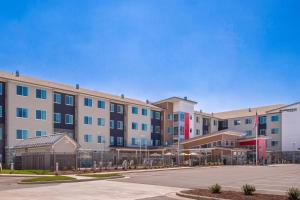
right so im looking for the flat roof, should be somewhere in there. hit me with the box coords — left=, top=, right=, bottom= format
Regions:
left=153, top=96, right=198, bottom=105
left=0, top=71, right=161, bottom=110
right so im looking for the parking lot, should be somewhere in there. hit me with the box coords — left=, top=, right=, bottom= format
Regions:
left=0, top=165, right=299, bottom=199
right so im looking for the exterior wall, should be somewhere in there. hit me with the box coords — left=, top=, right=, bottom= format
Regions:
left=194, top=113, right=203, bottom=136
left=227, top=116, right=256, bottom=134
left=0, top=82, right=5, bottom=163
left=281, top=104, right=300, bottom=151
left=52, top=137, right=77, bottom=153
left=155, top=102, right=173, bottom=145
left=266, top=112, right=282, bottom=152
left=210, top=117, right=219, bottom=133
left=77, top=95, right=110, bottom=151
left=127, top=104, right=151, bottom=147
left=110, top=102, right=125, bottom=147
left=151, top=110, right=161, bottom=146
left=6, top=81, right=54, bottom=148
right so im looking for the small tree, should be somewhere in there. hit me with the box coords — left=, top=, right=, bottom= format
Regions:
left=210, top=183, right=222, bottom=194
left=242, top=184, right=256, bottom=195
left=287, top=187, right=300, bottom=200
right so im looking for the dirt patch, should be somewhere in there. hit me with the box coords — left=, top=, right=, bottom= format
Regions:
left=182, top=189, right=287, bottom=200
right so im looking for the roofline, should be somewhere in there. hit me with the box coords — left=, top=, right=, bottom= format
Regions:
left=0, top=71, right=162, bottom=110
left=153, top=96, right=198, bottom=105
left=266, top=101, right=300, bottom=113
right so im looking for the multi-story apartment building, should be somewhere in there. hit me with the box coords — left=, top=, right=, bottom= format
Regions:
left=0, top=70, right=298, bottom=165
left=0, top=71, right=162, bottom=164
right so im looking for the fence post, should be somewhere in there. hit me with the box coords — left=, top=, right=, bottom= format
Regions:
left=55, top=162, right=59, bottom=174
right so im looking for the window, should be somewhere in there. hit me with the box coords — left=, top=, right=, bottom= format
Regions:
left=110, top=136, right=114, bottom=145
left=117, top=105, right=123, bottom=114
left=131, top=138, right=138, bottom=145
left=259, top=129, right=266, bottom=135
left=117, top=121, right=123, bottom=130
left=98, top=100, right=105, bottom=109
left=271, top=141, right=279, bottom=146
left=234, top=120, right=241, bottom=126
left=260, top=116, right=267, bottom=124
left=151, top=125, right=154, bottom=133
left=190, top=128, right=192, bottom=133
left=0, top=83, right=3, bottom=95
left=179, top=113, right=185, bottom=121
left=155, top=126, right=160, bottom=133
left=168, top=114, right=173, bottom=120
left=36, top=131, right=46, bottom=137
left=97, top=135, right=104, bottom=143
left=84, top=134, right=92, bottom=142
left=65, top=95, right=74, bottom=106
left=98, top=118, right=105, bottom=126
left=213, top=120, right=217, bottom=126
left=16, top=108, right=28, bottom=118
left=174, top=127, right=179, bottom=135
left=16, top=85, right=28, bottom=96
left=36, top=110, right=46, bottom=120
left=180, top=126, right=184, bottom=135
left=141, top=138, right=146, bottom=146
left=142, top=123, right=147, bottom=131
left=196, top=129, right=200, bottom=135
left=142, top=108, right=148, bottom=116
left=190, top=115, right=193, bottom=120
left=132, top=122, right=138, bottom=130
left=151, top=111, right=154, bottom=119
left=245, top=130, right=252, bottom=136
left=84, top=98, right=92, bottom=107
left=167, top=127, right=173, bottom=134
left=110, top=120, right=114, bottom=129
left=65, top=114, right=73, bottom=125
left=174, top=114, right=178, bottom=122
left=271, top=115, right=279, bottom=122
left=84, top=116, right=92, bottom=125
left=271, top=128, right=280, bottom=134
left=54, top=113, right=61, bottom=123
left=35, top=89, right=47, bottom=99
left=53, top=93, right=61, bottom=104
left=110, top=103, right=115, bottom=112
left=196, top=116, right=199, bottom=123
left=245, top=118, right=252, bottom=124
left=155, top=112, right=161, bottom=120
left=16, top=129, right=28, bottom=139
left=117, top=137, right=123, bottom=146
left=132, top=106, right=138, bottom=114
left=0, top=105, right=3, bottom=117
left=0, top=128, right=3, bottom=140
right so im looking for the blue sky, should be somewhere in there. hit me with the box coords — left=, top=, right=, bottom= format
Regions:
left=0, top=0, right=299, bottom=112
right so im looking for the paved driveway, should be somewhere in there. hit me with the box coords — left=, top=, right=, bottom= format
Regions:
left=114, top=164, right=300, bottom=195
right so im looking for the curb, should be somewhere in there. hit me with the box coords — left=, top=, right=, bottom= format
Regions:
left=0, top=174, right=54, bottom=177
left=176, top=191, right=230, bottom=200
left=18, top=175, right=125, bottom=184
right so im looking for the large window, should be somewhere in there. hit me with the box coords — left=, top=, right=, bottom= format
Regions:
left=54, top=93, right=61, bottom=104
left=117, top=121, right=123, bottom=130
left=84, top=116, right=92, bottom=125
left=54, top=113, right=61, bottom=123
left=155, top=126, right=160, bottom=133
left=234, top=120, right=241, bottom=126
left=271, top=115, right=279, bottom=122
left=117, top=137, right=123, bottom=146
left=0, top=83, right=3, bottom=95
left=110, top=136, right=114, bottom=145
left=98, top=118, right=105, bottom=126
left=84, top=98, right=93, bottom=107
left=132, top=106, right=138, bottom=114
left=259, top=129, right=266, bottom=135
left=36, top=110, right=46, bottom=120
left=155, top=112, right=161, bottom=120
left=131, top=138, right=138, bottom=145
left=168, top=114, right=173, bottom=120
left=245, top=118, right=252, bottom=124
left=132, top=122, right=138, bottom=130
left=36, top=89, right=47, bottom=99
left=142, top=123, right=147, bottom=131
left=98, top=100, right=105, bottom=109
left=16, top=85, right=28, bottom=96
left=271, top=128, right=280, bottom=134
left=16, top=108, right=28, bottom=118
left=260, top=116, right=267, bottom=124
left=65, top=95, right=74, bottom=106
left=110, top=120, right=114, bottom=129
left=271, top=141, right=279, bottom=146
left=97, top=135, right=104, bottom=143
left=16, top=129, right=28, bottom=140
left=0, top=128, right=3, bottom=140
left=110, top=103, right=115, bottom=112
left=117, top=105, right=123, bottom=114
left=84, top=134, right=92, bottom=142
left=65, top=114, right=73, bottom=125
left=36, top=131, right=47, bottom=137
left=142, top=108, right=148, bottom=116
left=0, top=105, right=3, bottom=118
left=245, top=130, right=252, bottom=136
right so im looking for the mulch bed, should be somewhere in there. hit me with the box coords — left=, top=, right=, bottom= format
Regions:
left=182, top=189, right=287, bottom=200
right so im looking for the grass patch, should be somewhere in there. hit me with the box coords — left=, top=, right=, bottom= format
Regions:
left=0, top=169, right=50, bottom=175
left=79, top=173, right=122, bottom=179
left=21, top=176, right=75, bottom=183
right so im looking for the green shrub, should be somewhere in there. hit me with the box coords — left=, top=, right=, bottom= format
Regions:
left=287, top=187, right=300, bottom=200
left=242, top=184, right=256, bottom=195
left=210, top=183, right=222, bottom=194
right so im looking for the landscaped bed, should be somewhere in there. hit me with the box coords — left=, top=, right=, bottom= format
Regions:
left=0, top=169, right=50, bottom=175
left=179, top=188, right=287, bottom=200
left=21, top=176, right=76, bottom=183
left=78, top=173, right=123, bottom=179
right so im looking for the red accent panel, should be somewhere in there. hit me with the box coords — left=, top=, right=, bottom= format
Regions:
left=239, top=139, right=267, bottom=160
left=184, top=113, right=190, bottom=140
